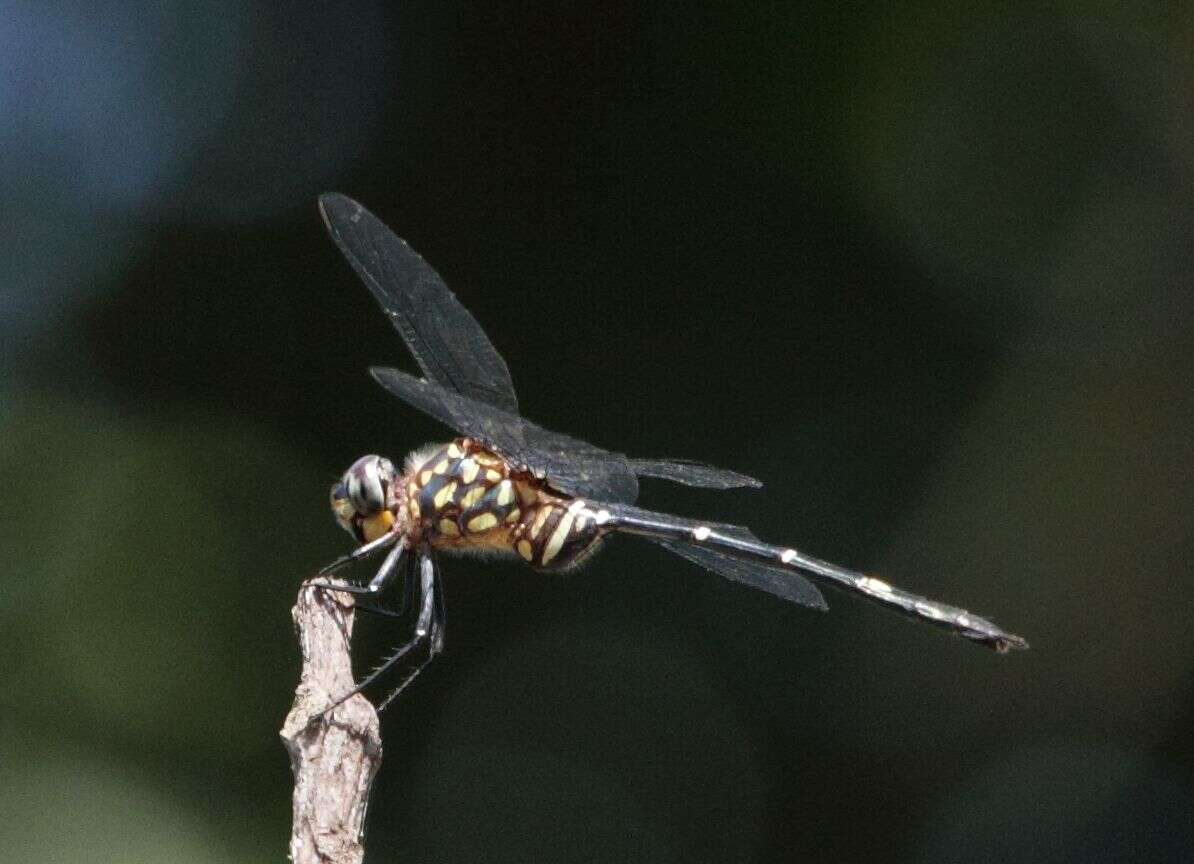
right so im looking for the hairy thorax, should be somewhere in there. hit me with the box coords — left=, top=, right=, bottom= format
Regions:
left=405, top=438, right=604, bottom=571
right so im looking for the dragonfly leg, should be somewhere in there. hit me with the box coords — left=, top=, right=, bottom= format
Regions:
left=430, top=554, right=446, bottom=655
left=310, top=540, right=406, bottom=597
left=319, top=550, right=440, bottom=715
left=353, top=553, right=418, bottom=619
left=376, top=553, right=445, bottom=711
left=314, top=531, right=398, bottom=579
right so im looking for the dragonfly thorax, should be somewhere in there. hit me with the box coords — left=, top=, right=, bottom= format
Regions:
left=330, top=454, right=400, bottom=543
left=404, top=438, right=607, bottom=570
left=406, top=440, right=523, bottom=545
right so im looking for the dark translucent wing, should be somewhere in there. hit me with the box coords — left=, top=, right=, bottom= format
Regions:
left=370, top=367, right=640, bottom=503
left=629, top=459, right=763, bottom=490
left=624, top=514, right=825, bottom=609
left=319, top=193, right=519, bottom=414
left=653, top=540, right=827, bottom=609
left=368, top=366, right=525, bottom=452
left=516, top=425, right=640, bottom=504
left=600, top=501, right=1025, bottom=651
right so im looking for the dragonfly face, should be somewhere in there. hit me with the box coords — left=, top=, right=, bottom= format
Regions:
left=331, top=454, right=400, bottom=543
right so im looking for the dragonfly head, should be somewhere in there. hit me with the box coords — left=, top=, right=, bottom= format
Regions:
left=330, top=454, right=399, bottom=543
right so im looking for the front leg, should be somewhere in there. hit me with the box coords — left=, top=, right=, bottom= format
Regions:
left=354, top=552, right=419, bottom=619
left=320, top=549, right=438, bottom=714
left=310, top=540, right=407, bottom=597
left=313, top=531, right=398, bottom=579
left=375, top=551, right=444, bottom=711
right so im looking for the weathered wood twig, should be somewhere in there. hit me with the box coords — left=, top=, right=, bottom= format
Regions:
left=281, top=581, right=381, bottom=864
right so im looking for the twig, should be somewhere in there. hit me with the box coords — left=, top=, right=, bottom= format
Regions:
left=281, top=581, right=381, bottom=864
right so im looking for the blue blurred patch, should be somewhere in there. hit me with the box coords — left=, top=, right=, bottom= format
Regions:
left=0, top=0, right=389, bottom=355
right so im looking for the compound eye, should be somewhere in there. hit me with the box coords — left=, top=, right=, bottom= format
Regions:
left=345, top=454, right=387, bottom=515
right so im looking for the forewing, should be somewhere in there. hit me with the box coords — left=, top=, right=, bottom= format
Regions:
left=323, top=194, right=768, bottom=502
left=368, top=366, right=525, bottom=451
left=515, top=420, right=641, bottom=505
left=319, top=193, right=520, bottom=413
left=369, top=367, right=640, bottom=503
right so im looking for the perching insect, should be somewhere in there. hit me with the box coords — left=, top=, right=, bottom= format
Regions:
left=311, top=193, right=1027, bottom=708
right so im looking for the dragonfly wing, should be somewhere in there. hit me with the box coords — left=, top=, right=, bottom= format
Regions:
left=651, top=539, right=828, bottom=609
left=599, top=501, right=1026, bottom=651
left=629, top=458, right=763, bottom=490
left=369, top=367, right=640, bottom=503
left=514, top=422, right=641, bottom=504
left=598, top=499, right=826, bottom=607
left=320, top=193, right=520, bottom=413
left=633, top=517, right=826, bottom=609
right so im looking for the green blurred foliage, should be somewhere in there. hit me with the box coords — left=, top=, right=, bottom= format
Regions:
left=0, top=394, right=331, bottom=862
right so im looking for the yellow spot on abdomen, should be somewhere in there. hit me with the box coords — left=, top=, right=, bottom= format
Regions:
left=861, top=576, right=892, bottom=594
left=541, top=511, right=576, bottom=565
left=529, top=507, right=552, bottom=539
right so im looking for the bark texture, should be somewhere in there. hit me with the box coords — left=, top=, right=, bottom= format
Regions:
left=281, top=581, right=381, bottom=864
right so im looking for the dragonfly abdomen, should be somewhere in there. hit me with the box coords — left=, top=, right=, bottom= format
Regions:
left=513, top=498, right=605, bottom=571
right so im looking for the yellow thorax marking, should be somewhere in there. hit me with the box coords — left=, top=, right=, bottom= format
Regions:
left=459, top=485, right=487, bottom=509
left=460, top=458, right=480, bottom=484
left=433, top=481, right=458, bottom=510
left=467, top=512, right=499, bottom=533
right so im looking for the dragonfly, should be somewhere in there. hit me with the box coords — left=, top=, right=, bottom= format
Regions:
left=311, top=193, right=1028, bottom=710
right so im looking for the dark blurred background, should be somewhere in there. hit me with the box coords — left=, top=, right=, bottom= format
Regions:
left=3, top=3, right=1193, bottom=862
